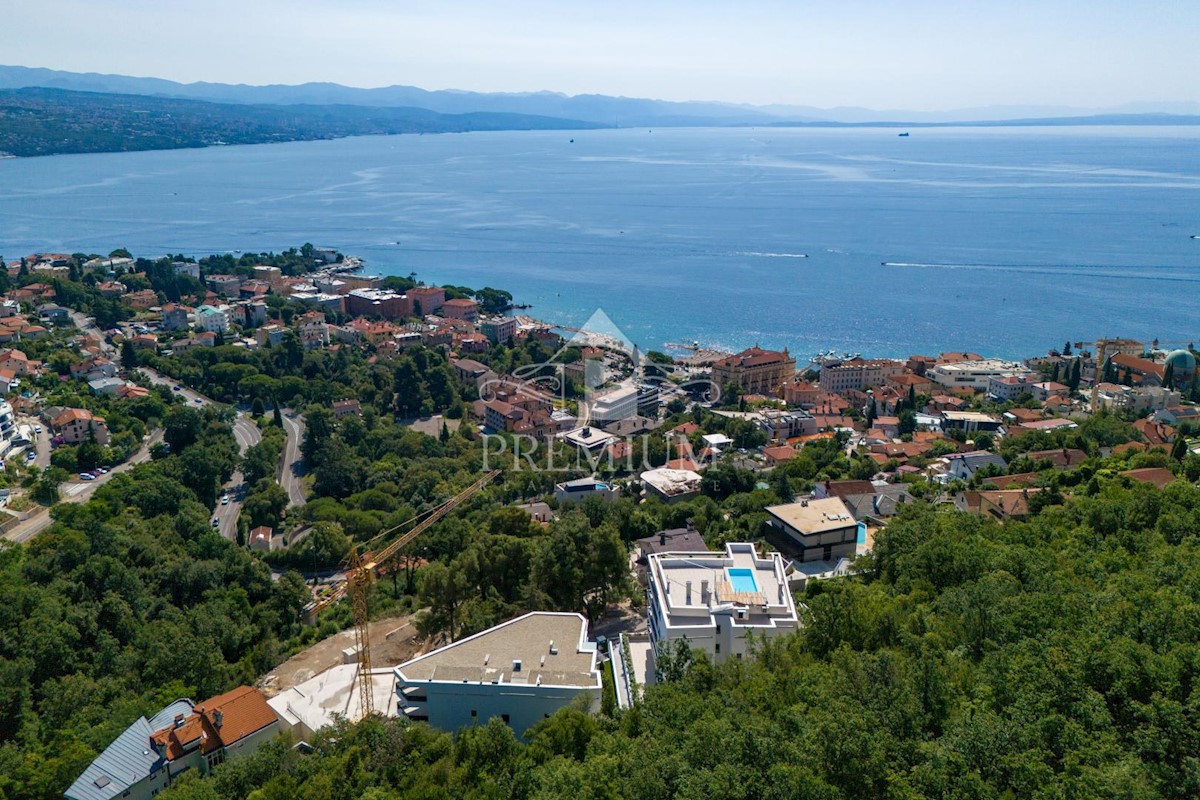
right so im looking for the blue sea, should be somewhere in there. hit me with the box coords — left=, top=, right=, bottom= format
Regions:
left=2, top=126, right=1198, bottom=359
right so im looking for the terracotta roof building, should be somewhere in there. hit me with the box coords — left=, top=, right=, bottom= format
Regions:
left=712, top=345, right=796, bottom=398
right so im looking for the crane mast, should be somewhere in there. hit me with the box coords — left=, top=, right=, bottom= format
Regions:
left=347, top=469, right=501, bottom=718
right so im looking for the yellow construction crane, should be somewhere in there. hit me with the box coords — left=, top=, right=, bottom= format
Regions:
left=339, top=469, right=501, bottom=718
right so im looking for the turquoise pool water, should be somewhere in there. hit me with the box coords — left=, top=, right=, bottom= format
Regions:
left=727, top=568, right=759, bottom=594
left=857, top=522, right=868, bottom=546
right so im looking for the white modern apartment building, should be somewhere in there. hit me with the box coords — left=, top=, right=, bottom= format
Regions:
left=646, top=543, right=799, bottom=664
left=931, top=359, right=1030, bottom=392
left=394, top=612, right=601, bottom=738
left=587, top=385, right=639, bottom=424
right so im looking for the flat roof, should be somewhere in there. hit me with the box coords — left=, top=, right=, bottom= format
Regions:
left=396, top=612, right=598, bottom=689
left=648, top=543, right=797, bottom=629
left=766, top=497, right=856, bottom=534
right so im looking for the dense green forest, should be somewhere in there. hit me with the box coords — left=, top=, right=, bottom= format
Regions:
left=145, top=480, right=1200, bottom=800
left=0, top=88, right=599, bottom=157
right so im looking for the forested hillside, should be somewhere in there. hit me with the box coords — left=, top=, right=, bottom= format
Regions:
left=152, top=483, right=1200, bottom=800
left=0, top=88, right=599, bottom=157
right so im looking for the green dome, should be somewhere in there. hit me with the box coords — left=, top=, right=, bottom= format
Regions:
left=1166, top=349, right=1197, bottom=373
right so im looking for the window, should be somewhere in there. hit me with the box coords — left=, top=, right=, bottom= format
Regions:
left=470, top=709, right=477, bottom=718
left=501, top=714, right=510, bottom=725
left=715, top=623, right=721, bottom=634
left=715, top=643, right=720, bottom=654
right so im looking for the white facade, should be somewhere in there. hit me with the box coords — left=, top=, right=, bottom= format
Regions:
left=588, top=385, right=639, bottom=424
left=931, top=360, right=1030, bottom=392
left=394, top=612, right=601, bottom=738
left=195, top=305, right=230, bottom=334
left=646, top=543, right=799, bottom=664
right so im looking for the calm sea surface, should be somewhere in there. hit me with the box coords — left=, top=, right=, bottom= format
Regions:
left=2, top=126, right=1198, bottom=359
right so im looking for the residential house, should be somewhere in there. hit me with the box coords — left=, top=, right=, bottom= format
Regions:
left=65, top=687, right=279, bottom=800
left=634, top=525, right=709, bottom=566
left=1021, top=448, right=1088, bottom=469
left=940, top=410, right=1004, bottom=433
left=408, top=286, right=446, bottom=315
left=987, top=374, right=1033, bottom=402
left=441, top=297, right=479, bottom=322
left=765, top=497, right=859, bottom=564
left=944, top=451, right=1007, bottom=481
left=249, top=526, right=276, bottom=552
left=553, top=477, right=619, bottom=504
left=195, top=305, right=230, bottom=334
left=332, top=399, right=362, bottom=418
left=205, top=274, right=242, bottom=296
left=646, top=543, right=799, bottom=663
left=956, top=489, right=1039, bottom=521
left=1031, top=381, right=1070, bottom=401
left=161, top=303, right=191, bottom=331
left=1121, top=467, right=1178, bottom=489
left=50, top=408, right=110, bottom=445
left=480, top=316, right=517, bottom=344
left=641, top=467, right=703, bottom=503
left=0, top=348, right=40, bottom=376
left=394, top=612, right=601, bottom=736
left=125, top=289, right=159, bottom=310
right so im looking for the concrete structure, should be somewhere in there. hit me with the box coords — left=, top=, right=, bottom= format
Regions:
left=559, top=425, right=617, bottom=453
left=50, top=407, right=109, bottom=445
left=195, top=305, right=230, bottom=334
left=930, top=359, right=1030, bottom=392
left=268, top=664, right=397, bottom=743
left=480, top=316, right=517, bottom=344
left=940, top=410, right=1004, bottom=433
left=346, top=289, right=412, bottom=320
left=987, top=374, right=1033, bottom=402
left=587, top=385, right=639, bottom=424
left=205, top=275, right=242, bottom=296
left=640, top=467, right=703, bottom=503
left=818, top=358, right=905, bottom=394
left=66, top=688, right=277, bottom=800
left=712, top=346, right=796, bottom=397
left=765, top=498, right=859, bottom=564
left=442, top=297, right=480, bottom=322
left=553, top=477, right=619, bottom=505
left=408, top=285, right=446, bottom=315
left=646, top=543, right=799, bottom=664
left=160, top=304, right=190, bottom=331
left=394, top=612, right=601, bottom=737
left=944, top=451, right=1008, bottom=481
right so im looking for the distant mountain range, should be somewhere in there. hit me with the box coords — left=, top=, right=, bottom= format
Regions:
left=1, top=64, right=1197, bottom=158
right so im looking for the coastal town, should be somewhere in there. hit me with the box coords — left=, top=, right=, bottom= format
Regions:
left=1, top=247, right=1198, bottom=800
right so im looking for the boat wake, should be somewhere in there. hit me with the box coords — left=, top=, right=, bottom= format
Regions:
left=737, top=251, right=808, bottom=259
left=882, top=261, right=1200, bottom=283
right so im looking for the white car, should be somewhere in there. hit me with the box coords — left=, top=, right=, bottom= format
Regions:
left=221, top=496, right=230, bottom=505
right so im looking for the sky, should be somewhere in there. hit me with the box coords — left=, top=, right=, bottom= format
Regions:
left=3, top=0, right=1197, bottom=111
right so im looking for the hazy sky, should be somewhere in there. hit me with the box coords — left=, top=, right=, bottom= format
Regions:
left=5, top=0, right=1197, bottom=109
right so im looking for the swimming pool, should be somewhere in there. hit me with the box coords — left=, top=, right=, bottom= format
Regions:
left=727, top=568, right=759, bottom=594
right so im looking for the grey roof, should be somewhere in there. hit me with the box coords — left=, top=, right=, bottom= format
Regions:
left=65, top=717, right=161, bottom=800
left=637, top=528, right=708, bottom=559
left=148, top=699, right=194, bottom=731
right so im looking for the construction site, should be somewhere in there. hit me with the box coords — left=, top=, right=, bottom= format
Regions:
left=257, top=470, right=501, bottom=741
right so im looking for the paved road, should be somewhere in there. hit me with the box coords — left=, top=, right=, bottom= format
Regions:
left=16, top=415, right=51, bottom=469
left=140, top=367, right=262, bottom=541
left=279, top=410, right=306, bottom=507
left=3, top=431, right=162, bottom=544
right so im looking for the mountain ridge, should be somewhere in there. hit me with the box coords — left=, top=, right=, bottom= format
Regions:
left=5, top=64, right=1199, bottom=125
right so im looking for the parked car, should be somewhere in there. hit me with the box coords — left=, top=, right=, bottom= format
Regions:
left=193, top=398, right=203, bottom=404
left=173, top=385, right=182, bottom=391
left=97, top=467, right=109, bottom=474
left=25, top=450, right=36, bottom=460
left=211, top=518, right=220, bottom=527
left=79, top=473, right=95, bottom=481
left=221, top=495, right=230, bottom=505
